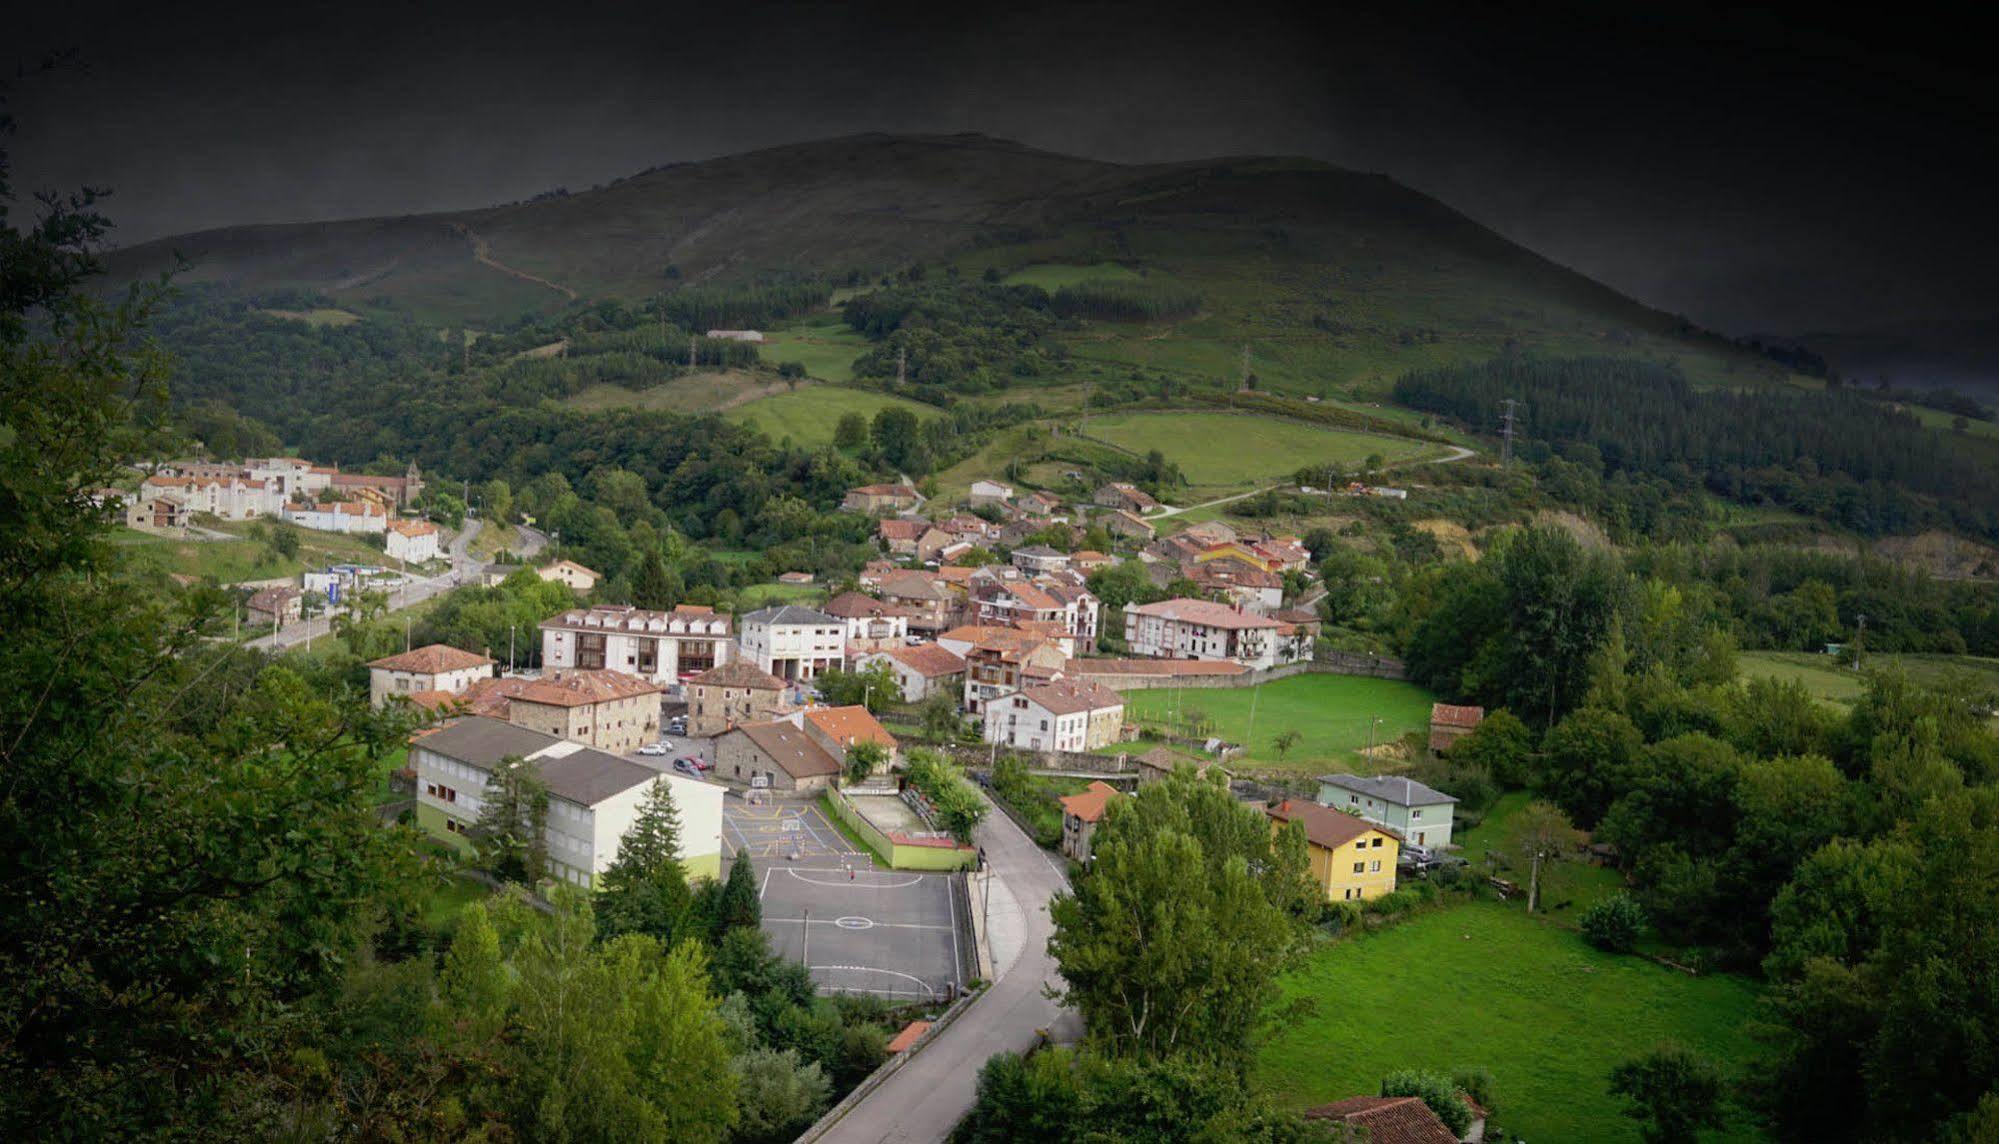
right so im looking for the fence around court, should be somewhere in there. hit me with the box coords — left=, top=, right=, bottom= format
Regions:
left=826, top=786, right=978, bottom=871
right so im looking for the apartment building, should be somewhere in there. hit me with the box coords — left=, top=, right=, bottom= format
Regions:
left=539, top=604, right=733, bottom=688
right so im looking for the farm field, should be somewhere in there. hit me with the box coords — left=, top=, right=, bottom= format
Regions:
left=560, top=369, right=786, bottom=414
left=724, top=386, right=940, bottom=447
left=758, top=317, right=872, bottom=382
left=1078, top=411, right=1433, bottom=492
left=737, top=580, right=826, bottom=608
left=1000, top=261, right=1147, bottom=291
left=1119, top=673, right=1436, bottom=773
left=1738, top=650, right=1999, bottom=707
left=114, top=520, right=390, bottom=583
left=1256, top=901, right=1766, bottom=1143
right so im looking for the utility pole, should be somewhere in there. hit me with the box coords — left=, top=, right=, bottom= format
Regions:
left=896, top=344, right=907, bottom=386
left=689, top=335, right=698, bottom=369
left=509, top=624, right=517, bottom=674
left=1854, top=613, right=1868, bottom=671
left=801, top=906, right=811, bottom=969
left=1239, top=342, right=1252, bottom=392
left=1499, top=399, right=1522, bottom=467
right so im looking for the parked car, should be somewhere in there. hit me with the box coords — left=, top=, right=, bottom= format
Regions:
left=637, top=742, right=669, bottom=757
left=672, top=758, right=703, bottom=777
left=677, top=756, right=712, bottom=772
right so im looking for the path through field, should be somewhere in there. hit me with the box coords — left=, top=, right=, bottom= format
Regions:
left=449, top=221, right=578, bottom=300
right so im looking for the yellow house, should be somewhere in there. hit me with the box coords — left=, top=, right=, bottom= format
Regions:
left=1266, top=798, right=1401, bottom=902
left=1192, top=541, right=1283, bottom=573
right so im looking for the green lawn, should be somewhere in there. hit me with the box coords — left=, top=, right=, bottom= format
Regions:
left=1257, top=902, right=1767, bottom=1142
left=1738, top=650, right=1999, bottom=707
left=723, top=386, right=941, bottom=447
left=758, top=317, right=872, bottom=382
left=114, top=520, right=391, bottom=583
left=1454, top=791, right=1629, bottom=914
left=738, top=581, right=826, bottom=608
left=1121, top=673, right=1437, bottom=773
left=1000, top=262, right=1147, bottom=291
left=1078, top=411, right=1433, bottom=493
left=424, top=875, right=493, bottom=929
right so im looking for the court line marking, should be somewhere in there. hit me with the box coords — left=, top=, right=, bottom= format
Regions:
left=781, top=868, right=926, bottom=890
left=809, top=964, right=941, bottom=1000
left=765, top=914, right=954, bottom=933
left=947, top=875, right=961, bottom=986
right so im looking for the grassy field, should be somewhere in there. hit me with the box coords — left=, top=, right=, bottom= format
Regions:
left=724, top=386, right=940, bottom=447
left=560, top=369, right=788, bottom=414
left=1078, top=411, right=1433, bottom=493
left=114, top=520, right=389, bottom=583
left=1738, top=650, right=1999, bottom=706
left=255, top=306, right=361, bottom=327
left=1000, top=262, right=1147, bottom=291
left=758, top=316, right=872, bottom=382
left=1454, top=791, right=1629, bottom=914
left=1257, top=902, right=1766, bottom=1142
left=737, top=581, right=826, bottom=608
left=1120, top=673, right=1437, bottom=773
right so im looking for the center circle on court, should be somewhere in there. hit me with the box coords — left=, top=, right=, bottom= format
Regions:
left=833, top=916, right=875, bottom=930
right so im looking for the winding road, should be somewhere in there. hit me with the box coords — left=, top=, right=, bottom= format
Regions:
left=813, top=793, right=1072, bottom=1143
left=246, top=519, right=485, bottom=651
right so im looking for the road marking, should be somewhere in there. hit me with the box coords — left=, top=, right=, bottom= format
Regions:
left=947, top=875, right=962, bottom=988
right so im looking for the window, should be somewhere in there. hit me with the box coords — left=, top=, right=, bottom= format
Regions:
left=444, top=818, right=468, bottom=835
left=1369, top=860, right=1381, bottom=873
left=435, top=784, right=458, bottom=804
left=1371, top=837, right=1383, bottom=848
left=1352, top=862, right=1365, bottom=874
left=1412, top=808, right=1424, bottom=820
left=1355, top=841, right=1367, bottom=850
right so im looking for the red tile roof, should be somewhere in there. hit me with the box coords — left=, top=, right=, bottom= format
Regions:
left=882, top=643, right=968, bottom=678
left=1061, top=657, right=1247, bottom=678
left=823, top=591, right=919, bottom=619
left=1018, top=678, right=1124, bottom=716
left=1126, top=597, right=1281, bottom=630
left=1430, top=703, right=1486, bottom=729
left=367, top=644, right=495, bottom=674
left=689, top=660, right=789, bottom=690
left=730, top=720, right=842, bottom=780
left=804, top=705, right=898, bottom=751
left=1267, top=799, right=1401, bottom=849
left=1301, top=1096, right=1456, bottom=1144
left=1059, top=780, right=1122, bottom=824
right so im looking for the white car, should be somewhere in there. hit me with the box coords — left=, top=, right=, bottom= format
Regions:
left=637, top=742, right=670, bottom=757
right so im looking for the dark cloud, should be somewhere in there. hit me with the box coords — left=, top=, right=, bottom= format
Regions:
left=8, top=0, right=1996, bottom=372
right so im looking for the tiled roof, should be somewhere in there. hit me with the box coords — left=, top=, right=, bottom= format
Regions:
left=1062, top=657, right=1247, bottom=678
left=1059, top=780, right=1122, bottom=824
left=878, top=571, right=954, bottom=601
left=1430, top=702, right=1486, bottom=729
left=885, top=1020, right=932, bottom=1054
left=1013, top=544, right=1065, bottom=558
left=247, top=586, right=299, bottom=611
left=1301, top=1096, right=1456, bottom=1144
left=386, top=519, right=437, bottom=537
left=368, top=644, right=495, bottom=674
left=536, top=747, right=661, bottom=806
left=730, top=720, right=841, bottom=780
left=540, top=604, right=731, bottom=635
left=1267, top=799, right=1402, bottom=849
left=823, top=591, right=919, bottom=619
left=542, top=559, right=600, bottom=578
left=502, top=669, right=660, bottom=708
left=878, top=518, right=928, bottom=541
left=742, top=604, right=840, bottom=627
left=1019, top=678, right=1123, bottom=716
left=1126, top=597, right=1281, bottom=630
left=690, top=660, right=789, bottom=690
left=1316, top=773, right=1458, bottom=807
left=804, top=705, right=898, bottom=751
left=850, top=483, right=919, bottom=497
left=882, top=643, right=967, bottom=678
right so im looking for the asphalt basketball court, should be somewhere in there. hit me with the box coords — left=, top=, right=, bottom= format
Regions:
left=756, top=863, right=970, bottom=1001
left=722, top=796, right=865, bottom=862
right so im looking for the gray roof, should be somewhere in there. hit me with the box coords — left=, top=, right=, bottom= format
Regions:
left=1316, top=772, right=1458, bottom=807
left=742, top=605, right=839, bottom=626
left=537, top=748, right=660, bottom=806
left=414, top=716, right=658, bottom=807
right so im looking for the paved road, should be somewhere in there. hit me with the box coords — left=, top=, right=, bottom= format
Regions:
left=817, top=793, right=1071, bottom=1144
left=247, top=519, right=483, bottom=651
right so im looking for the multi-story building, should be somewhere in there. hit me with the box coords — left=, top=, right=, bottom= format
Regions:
left=684, top=659, right=795, bottom=737
left=877, top=571, right=964, bottom=634
left=822, top=591, right=916, bottom=654
left=453, top=670, right=663, bottom=756
left=282, top=499, right=388, bottom=534
left=738, top=605, right=845, bottom=683
left=1123, top=597, right=1309, bottom=669
left=955, top=629, right=1068, bottom=714
left=1009, top=545, right=1070, bottom=574
left=385, top=519, right=441, bottom=563
left=1315, top=773, right=1459, bottom=853
left=841, top=483, right=923, bottom=514
left=539, top=604, right=733, bottom=688
left=137, top=473, right=285, bottom=521
left=411, top=716, right=724, bottom=883
left=537, top=560, right=601, bottom=592
left=981, top=678, right=1125, bottom=753
left=854, top=643, right=967, bottom=703
left=1265, top=799, right=1400, bottom=903
left=368, top=643, right=496, bottom=708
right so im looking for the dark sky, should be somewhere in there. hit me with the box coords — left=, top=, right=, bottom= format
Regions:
left=9, top=0, right=1997, bottom=365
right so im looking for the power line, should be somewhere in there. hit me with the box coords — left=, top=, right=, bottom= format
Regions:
left=1500, top=398, right=1522, bottom=466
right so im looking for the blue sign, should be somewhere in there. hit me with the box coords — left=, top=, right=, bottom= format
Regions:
left=327, top=580, right=340, bottom=606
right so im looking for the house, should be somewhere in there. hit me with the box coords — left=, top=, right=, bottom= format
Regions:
left=878, top=570, right=964, bottom=634
left=323, top=460, right=425, bottom=510
left=246, top=585, right=302, bottom=627
left=957, top=629, right=1069, bottom=714
left=913, top=527, right=959, bottom=564
left=822, top=591, right=917, bottom=653
left=968, top=479, right=1014, bottom=507
left=795, top=704, right=899, bottom=769
left=1017, top=490, right=1063, bottom=518
left=1302, top=1096, right=1457, bottom=1144
left=938, top=515, right=996, bottom=542
left=856, top=643, right=967, bottom=703
left=1181, top=520, right=1238, bottom=545
left=777, top=571, right=815, bottom=585
left=714, top=719, right=843, bottom=792
left=138, top=472, right=285, bottom=521
left=1266, top=799, right=1400, bottom=902
left=384, top=519, right=441, bottom=564
left=538, top=560, right=601, bottom=592
left=1184, top=560, right=1284, bottom=613
left=1057, top=781, right=1121, bottom=861
left=1069, top=549, right=1114, bottom=573
left=704, top=329, right=765, bottom=342
left=982, top=678, right=1125, bottom=753
left=454, top=670, right=663, bottom=756
left=1093, top=482, right=1161, bottom=514
left=369, top=643, right=496, bottom=708
left=1010, top=544, right=1070, bottom=574
left=1316, top=773, right=1459, bottom=852
left=127, top=492, right=189, bottom=531
left=410, top=716, right=724, bottom=882
left=281, top=499, right=387, bottom=534
left=540, top=604, right=733, bottom=687
left=1101, top=508, right=1155, bottom=543
left=1429, top=703, right=1486, bottom=753
left=1123, top=598, right=1309, bottom=669
left=684, top=659, right=795, bottom=737
left=739, top=605, right=846, bottom=682
left=842, top=483, right=923, bottom=514
left=877, top=518, right=929, bottom=555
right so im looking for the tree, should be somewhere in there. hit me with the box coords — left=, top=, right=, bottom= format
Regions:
left=731, top=1048, right=831, bottom=1144
left=1448, top=708, right=1533, bottom=787
left=1505, top=799, right=1581, bottom=912
left=439, top=901, right=510, bottom=1035
left=630, top=547, right=681, bottom=610
left=845, top=740, right=888, bottom=785
left=1272, top=729, right=1301, bottom=764
left=1381, top=1069, right=1473, bottom=1137
left=871, top=406, right=922, bottom=470
left=473, top=754, right=550, bottom=884
left=595, top=780, right=693, bottom=944
left=1608, top=1047, right=1727, bottom=1144
left=626, top=940, right=740, bottom=1143
left=1581, top=892, right=1648, bottom=953
left=833, top=412, right=869, bottom=450
left=716, top=854, right=762, bottom=936
left=820, top=660, right=902, bottom=712
left=1047, top=771, right=1316, bottom=1065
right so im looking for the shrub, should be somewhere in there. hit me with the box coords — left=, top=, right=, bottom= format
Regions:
left=1581, top=892, right=1648, bottom=953
left=1382, top=1069, right=1473, bottom=1137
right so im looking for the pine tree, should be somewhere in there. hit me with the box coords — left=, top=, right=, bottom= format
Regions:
left=716, top=854, right=762, bottom=936
left=440, top=901, right=510, bottom=1035
left=473, top=755, right=550, bottom=884
left=631, top=549, right=680, bottom=610
left=596, top=780, right=693, bottom=943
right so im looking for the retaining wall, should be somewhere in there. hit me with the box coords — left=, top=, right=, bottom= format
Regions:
left=826, top=787, right=978, bottom=871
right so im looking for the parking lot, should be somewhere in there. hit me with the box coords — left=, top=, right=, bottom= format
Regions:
left=723, top=796, right=866, bottom=862
left=757, top=863, right=971, bottom=1001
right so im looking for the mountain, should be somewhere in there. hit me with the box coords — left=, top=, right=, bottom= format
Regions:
left=108, top=133, right=1780, bottom=393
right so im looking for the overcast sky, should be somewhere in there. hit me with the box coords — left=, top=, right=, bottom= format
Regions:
left=9, top=0, right=1995, bottom=348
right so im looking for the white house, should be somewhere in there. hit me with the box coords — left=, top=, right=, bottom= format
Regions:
left=1123, top=597, right=1309, bottom=670
left=137, top=473, right=285, bottom=521
left=540, top=604, right=734, bottom=688
left=384, top=519, right=441, bottom=564
left=856, top=643, right=967, bottom=703
left=821, top=591, right=915, bottom=653
left=982, top=679, right=1124, bottom=753
left=704, top=329, right=765, bottom=343
left=282, top=499, right=388, bottom=534
left=738, top=605, right=845, bottom=683
left=1316, top=773, right=1459, bottom=852
left=1009, top=545, right=1070, bottom=574
left=537, top=560, right=601, bottom=592
left=410, top=716, right=725, bottom=883
left=367, top=644, right=495, bottom=708
left=968, top=479, right=1014, bottom=507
